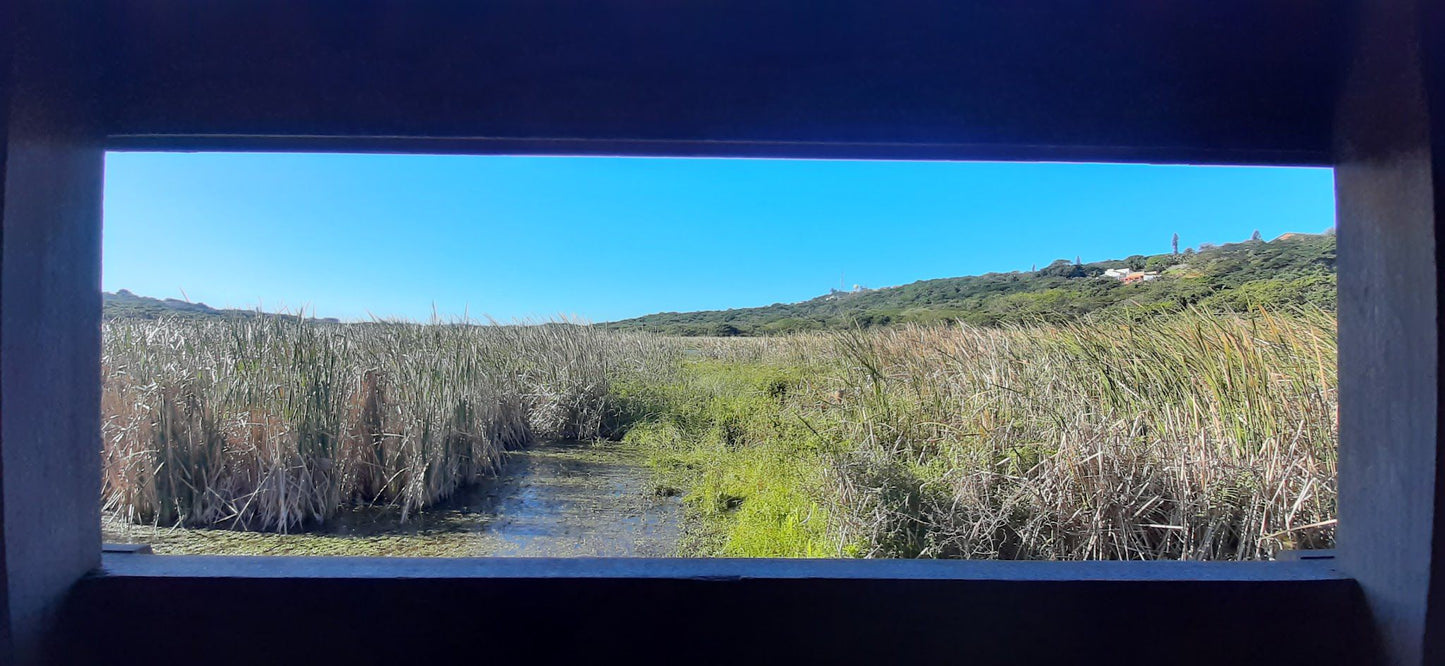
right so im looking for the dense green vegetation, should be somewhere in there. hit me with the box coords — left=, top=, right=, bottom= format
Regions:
left=107, top=232, right=1334, bottom=336
left=605, top=232, right=1336, bottom=336
left=618, top=357, right=837, bottom=556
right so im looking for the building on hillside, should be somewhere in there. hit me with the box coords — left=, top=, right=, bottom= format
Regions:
left=1105, top=268, right=1162, bottom=283
left=1122, top=272, right=1161, bottom=284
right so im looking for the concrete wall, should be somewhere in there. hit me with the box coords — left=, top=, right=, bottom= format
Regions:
left=1, top=1, right=1443, bottom=664
left=0, top=1, right=102, bottom=663
left=62, top=557, right=1366, bottom=666
left=1335, top=0, right=1445, bottom=663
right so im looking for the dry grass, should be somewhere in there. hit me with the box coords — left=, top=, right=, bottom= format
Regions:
left=823, top=308, right=1337, bottom=560
left=102, top=316, right=666, bottom=531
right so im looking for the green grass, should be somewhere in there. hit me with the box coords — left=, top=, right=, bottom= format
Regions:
left=623, top=359, right=842, bottom=557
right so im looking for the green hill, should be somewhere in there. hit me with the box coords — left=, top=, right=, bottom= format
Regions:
left=108, top=232, right=1335, bottom=333
left=604, top=232, right=1336, bottom=336
left=103, top=290, right=340, bottom=323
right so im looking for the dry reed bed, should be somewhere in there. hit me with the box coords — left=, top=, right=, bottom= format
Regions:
left=103, top=311, right=1337, bottom=560
left=825, top=309, right=1337, bottom=560
left=102, top=317, right=667, bottom=531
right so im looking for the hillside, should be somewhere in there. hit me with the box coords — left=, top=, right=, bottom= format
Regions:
left=605, top=232, right=1336, bottom=336
left=103, top=290, right=340, bottom=323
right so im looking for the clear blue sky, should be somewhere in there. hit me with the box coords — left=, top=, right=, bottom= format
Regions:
left=103, top=153, right=1335, bottom=322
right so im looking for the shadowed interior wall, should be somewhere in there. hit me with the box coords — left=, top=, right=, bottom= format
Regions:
left=1335, top=0, right=1445, bottom=662
left=0, top=1, right=102, bottom=663
left=62, top=558, right=1367, bottom=666
left=100, top=0, right=1344, bottom=165
left=1, top=0, right=1443, bottom=664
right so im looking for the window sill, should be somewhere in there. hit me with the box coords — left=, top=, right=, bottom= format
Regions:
left=56, top=553, right=1365, bottom=664
left=93, top=551, right=1349, bottom=582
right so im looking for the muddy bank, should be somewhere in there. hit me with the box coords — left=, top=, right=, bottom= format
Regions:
left=103, top=441, right=681, bottom=557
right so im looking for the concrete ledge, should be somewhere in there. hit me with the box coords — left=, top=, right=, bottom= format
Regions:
left=55, top=555, right=1368, bottom=665
left=94, top=552, right=1352, bottom=581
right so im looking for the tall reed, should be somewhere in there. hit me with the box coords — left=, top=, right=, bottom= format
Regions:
left=102, top=316, right=654, bottom=531
left=824, top=308, right=1337, bottom=560
left=105, top=309, right=1338, bottom=560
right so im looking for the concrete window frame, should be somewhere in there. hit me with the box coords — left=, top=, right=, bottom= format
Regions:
left=1, top=1, right=1441, bottom=664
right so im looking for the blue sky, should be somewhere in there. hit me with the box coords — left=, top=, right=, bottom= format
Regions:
left=103, top=153, right=1335, bottom=322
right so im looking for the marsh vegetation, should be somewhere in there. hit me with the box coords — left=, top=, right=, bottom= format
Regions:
left=103, top=306, right=1335, bottom=560
left=102, top=317, right=675, bottom=531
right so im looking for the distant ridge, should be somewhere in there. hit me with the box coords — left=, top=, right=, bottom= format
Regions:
left=604, top=231, right=1337, bottom=336
left=104, top=289, right=340, bottom=323
left=107, top=231, right=1335, bottom=334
